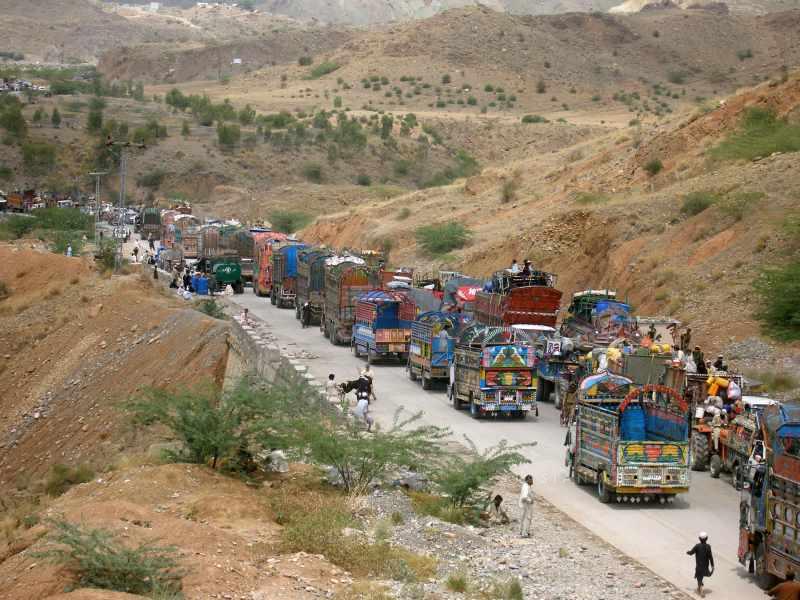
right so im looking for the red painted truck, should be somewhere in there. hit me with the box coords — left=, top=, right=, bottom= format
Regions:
left=474, top=271, right=563, bottom=328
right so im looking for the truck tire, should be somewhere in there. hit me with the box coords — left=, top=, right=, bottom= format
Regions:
left=408, top=365, right=418, bottom=381
left=450, top=385, right=463, bottom=410
left=691, top=431, right=710, bottom=472
left=709, top=454, right=722, bottom=478
left=597, top=472, right=613, bottom=504
left=755, top=543, right=778, bottom=590
left=421, top=374, right=432, bottom=390
left=535, top=382, right=545, bottom=405
left=295, top=305, right=300, bottom=320
left=733, top=463, right=744, bottom=491
left=270, top=292, right=277, bottom=306
left=322, top=321, right=329, bottom=338
left=469, top=395, right=480, bottom=419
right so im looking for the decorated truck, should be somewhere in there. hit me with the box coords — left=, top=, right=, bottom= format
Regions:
left=474, top=271, right=562, bottom=328
left=321, top=258, right=375, bottom=344
left=270, top=242, right=306, bottom=308
left=568, top=376, right=691, bottom=503
left=351, top=290, right=416, bottom=363
left=295, top=248, right=331, bottom=325
left=140, top=207, right=161, bottom=240
left=408, top=311, right=469, bottom=389
left=196, top=256, right=244, bottom=294
left=448, top=325, right=538, bottom=419
left=252, top=233, right=288, bottom=297
left=739, top=403, right=800, bottom=589
left=560, top=290, right=637, bottom=348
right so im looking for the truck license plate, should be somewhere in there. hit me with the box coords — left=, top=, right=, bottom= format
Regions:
left=503, top=395, right=515, bottom=403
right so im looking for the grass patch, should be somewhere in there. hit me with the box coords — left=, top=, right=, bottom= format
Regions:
left=44, top=463, right=94, bottom=497
left=681, top=191, right=719, bottom=216
left=35, top=519, right=184, bottom=596
left=446, top=571, right=469, bottom=593
left=269, top=210, right=313, bottom=234
left=718, top=191, right=764, bottom=221
left=407, top=491, right=470, bottom=525
left=415, top=222, right=472, bottom=256
left=309, top=62, right=341, bottom=79
left=422, top=150, right=479, bottom=188
left=710, top=108, right=800, bottom=162
left=574, top=191, right=609, bottom=205
left=521, top=114, right=548, bottom=124
left=396, top=207, right=411, bottom=221
left=644, top=159, right=663, bottom=176
left=302, top=162, right=323, bottom=183
left=270, top=478, right=437, bottom=581
left=749, top=370, right=798, bottom=394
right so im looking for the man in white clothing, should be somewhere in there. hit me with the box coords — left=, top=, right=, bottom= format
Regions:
left=519, top=475, right=534, bottom=537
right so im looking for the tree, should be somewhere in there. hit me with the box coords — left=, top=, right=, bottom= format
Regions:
left=0, top=105, right=27, bottom=137
left=755, top=261, right=800, bottom=341
left=216, top=122, right=241, bottom=149
left=181, top=120, right=190, bottom=136
left=132, top=81, right=145, bottom=102
left=32, top=107, right=45, bottom=127
left=87, top=109, right=103, bottom=134
left=238, top=104, right=256, bottom=125
left=380, top=114, right=393, bottom=140
left=51, top=108, right=61, bottom=128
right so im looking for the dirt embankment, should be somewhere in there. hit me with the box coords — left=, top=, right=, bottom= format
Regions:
left=0, top=243, right=230, bottom=495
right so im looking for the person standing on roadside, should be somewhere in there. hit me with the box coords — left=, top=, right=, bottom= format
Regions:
left=687, top=532, right=714, bottom=597
left=518, top=475, right=534, bottom=537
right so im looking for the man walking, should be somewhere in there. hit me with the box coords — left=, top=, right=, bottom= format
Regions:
left=518, top=475, right=534, bottom=537
left=687, top=532, right=714, bottom=597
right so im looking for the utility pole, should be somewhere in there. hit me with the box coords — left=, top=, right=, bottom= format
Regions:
left=105, top=138, right=145, bottom=271
left=89, top=171, right=107, bottom=241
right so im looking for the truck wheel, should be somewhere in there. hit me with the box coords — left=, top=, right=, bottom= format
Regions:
left=469, top=395, right=480, bottom=419
left=733, top=463, right=744, bottom=491
left=691, top=431, right=710, bottom=472
left=755, top=543, right=778, bottom=590
left=270, top=292, right=277, bottom=306
left=597, top=472, right=613, bottom=504
left=408, top=366, right=418, bottom=382
left=322, top=321, right=329, bottom=338
left=450, top=385, right=462, bottom=410
left=295, top=305, right=300, bottom=320
left=710, top=454, right=722, bottom=478
left=421, top=374, right=431, bottom=390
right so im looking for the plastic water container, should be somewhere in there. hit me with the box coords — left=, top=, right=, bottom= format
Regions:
left=191, top=275, right=199, bottom=292
left=195, top=276, right=209, bottom=296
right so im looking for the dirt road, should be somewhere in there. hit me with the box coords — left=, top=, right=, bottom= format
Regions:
left=231, top=293, right=759, bottom=600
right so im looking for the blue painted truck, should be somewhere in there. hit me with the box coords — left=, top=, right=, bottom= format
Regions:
left=407, top=311, right=469, bottom=390
left=351, top=290, right=416, bottom=363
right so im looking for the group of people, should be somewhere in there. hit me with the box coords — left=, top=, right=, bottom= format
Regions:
left=508, top=258, right=534, bottom=277
left=325, top=365, right=377, bottom=431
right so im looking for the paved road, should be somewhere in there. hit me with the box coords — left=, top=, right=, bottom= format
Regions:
left=233, top=293, right=759, bottom=599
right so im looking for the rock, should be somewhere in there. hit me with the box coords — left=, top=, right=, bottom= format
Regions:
left=88, top=304, right=104, bottom=318
left=99, top=341, right=107, bottom=349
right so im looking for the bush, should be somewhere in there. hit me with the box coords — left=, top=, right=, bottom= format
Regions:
left=51, top=230, right=84, bottom=255
left=86, top=108, right=103, bottom=133
left=467, top=96, right=477, bottom=106
left=195, top=298, right=226, bottom=319
left=393, top=160, right=410, bottom=176
left=0, top=163, right=12, bottom=180
left=0, top=280, right=9, bottom=301
left=643, top=159, right=663, bottom=176
left=749, top=370, right=798, bottom=394
left=755, top=260, right=800, bottom=341
left=270, top=210, right=312, bottom=233
left=536, top=80, right=546, bottom=94
left=32, top=208, right=93, bottom=231
left=136, top=169, right=167, bottom=190
left=44, top=463, right=94, bottom=497
left=356, top=174, right=372, bottom=186
left=302, top=162, right=323, bottom=183
left=501, top=178, right=518, bottom=203
left=298, top=56, right=313, bottom=66
left=719, top=191, right=764, bottom=221
left=5, top=215, right=35, bottom=238
left=737, top=49, right=753, bottom=61
left=442, top=74, right=451, bottom=84
left=446, top=572, right=469, bottom=593
left=130, top=385, right=258, bottom=469
left=415, top=222, right=472, bottom=256
left=309, top=62, right=340, bottom=79
left=95, top=240, right=117, bottom=271
left=423, top=150, right=479, bottom=188
left=681, top=191, right=718, bottom=216
left=396, top=207, right=411, bottom=220
left=216, top=122, right=241, bottom=149
left=433, top=439, right=531, bottom=509
left=521, top=114, right=548, bottom=124
left=36, top=519, right=184, bottom=596
left=710, top=108, right=800, bottom=162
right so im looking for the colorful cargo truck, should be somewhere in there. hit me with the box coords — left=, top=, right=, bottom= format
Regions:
left=569, top=377, right=691, bottom=503
left=321, top=259, right=375, bottom=345
left=351, top=290, right=416, bottom=363
left=295, top=248, right=332, bottom=325
left=408, top=312, right=469, bottom=389
left=448, top=325, right=538, bottom=419
left=739, top=403, right=800, bottom=589
left=474, top=271, right=562, bottom=328
left=270, top=242, right=306, bottom=308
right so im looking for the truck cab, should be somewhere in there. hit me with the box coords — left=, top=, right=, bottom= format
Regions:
left=352, top=290, right=415, bottom=363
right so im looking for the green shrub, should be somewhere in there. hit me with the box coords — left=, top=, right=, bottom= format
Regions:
left=755, top=260, right=800, bottom=341
left=393, top=160, right=410, bottom=176
left=302, top=162, right=323, bottom=183
left=415, top=222, right=472, bottom=256
left=667, top=71, right=687, bottom=84
left=467, top=96, right=477, bottom=106
left=423, top=151, right=479, bottom=188
left=396, top=207, right=411, bottom=220
left=536, top=80, right=546, bottom=94
left=710, top=108, right=800, bottom=162
left=0, top=280, right=9, bottom=300
left=681, top=191, right=718, bottom=216
left=446, top=572, right=468, bottom=593
left=521, top=115, right=548, bottom=124
left=95, top=240, right=117, bottom=271
left=270, top=210, right=312, bottom=233
left=32, top=208, right=93, bottom=231
left=195, top=298, right=226, bottom=320
left=356, top=174, right=372, bottom=186
left=309, top=62, right=340, bottom=79
left=4, top=215, right=35, bottom=239
left=36, top=519, right=184, bottom=596
left=719, top=191, right=764, bottom=221
left=484, top=84, right=494, bottom=92
left=298, top=56, right=313, bottom=66
left=442, top=74, right=451, bottom=84
left=51, top=230, right=84, bottom=255
left=434, top=440, right=531, bottom=509
left=136, top=169, right=167, bottom=190
left=44, top=463, right=94, bottom=497
left=216, top=122, right=241, bottom=149
left=501, top=178, right=518, bottom=203
left=737, top=49, right=753, bottom=61
left=749, top=370, right=798, bottom=394
left=408, top=491, right=469, bottom=525
left=0, top=163, right=12, bottom=180
left=643, top=159, right=663, bottom=176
